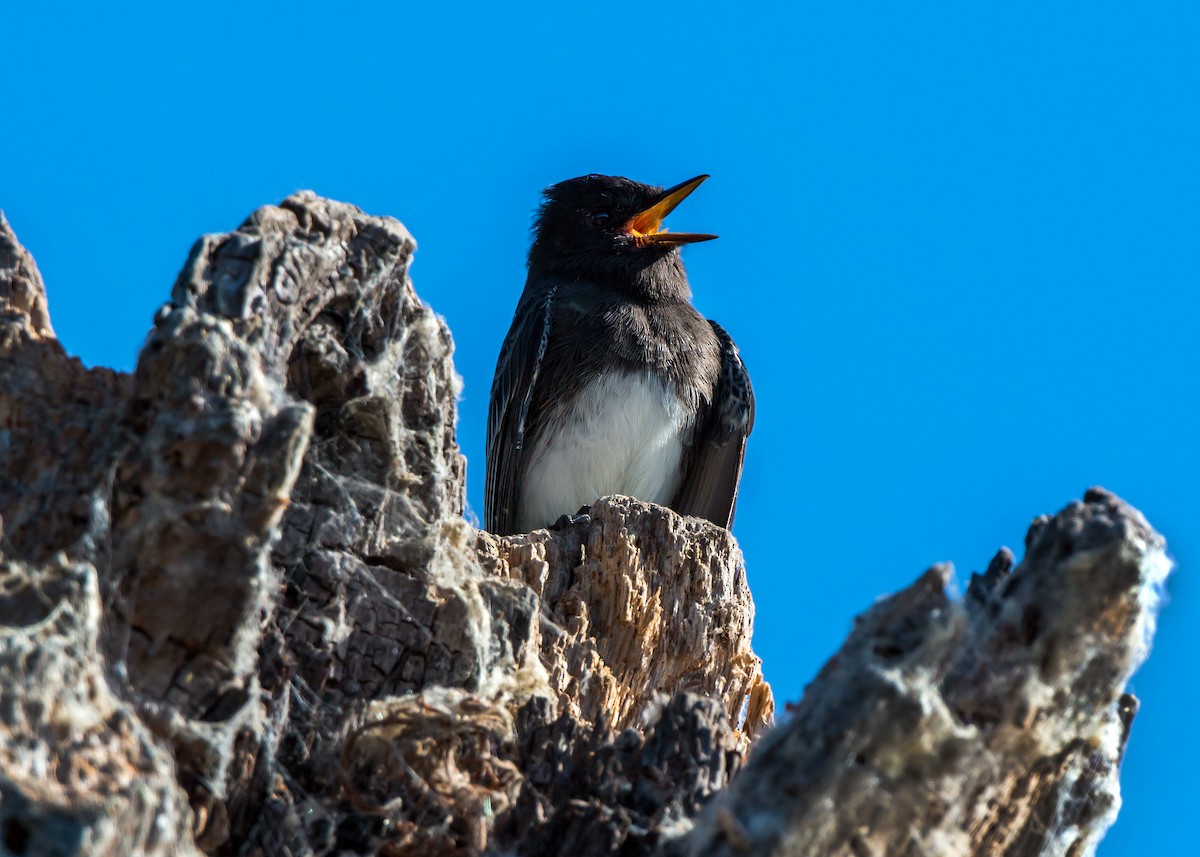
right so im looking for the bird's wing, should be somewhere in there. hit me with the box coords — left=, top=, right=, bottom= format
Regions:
left=672, top=321, right=754, bottom=529
left=485, top=285, right=558, bottom=534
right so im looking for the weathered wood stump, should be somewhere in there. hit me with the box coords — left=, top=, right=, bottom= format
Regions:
left=0, top=196, right=1168, bottom=856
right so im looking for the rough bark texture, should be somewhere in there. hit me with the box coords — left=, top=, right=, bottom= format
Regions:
left=0, top=197, right=1169, bottom=857
left=674, top=488, right=1168, bottom=857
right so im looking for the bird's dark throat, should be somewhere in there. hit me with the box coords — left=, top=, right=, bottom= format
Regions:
left=527, top=243, right=692, bottom=302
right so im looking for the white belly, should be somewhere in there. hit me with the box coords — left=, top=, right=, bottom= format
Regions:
left=517, top=370, right=690, bottom=533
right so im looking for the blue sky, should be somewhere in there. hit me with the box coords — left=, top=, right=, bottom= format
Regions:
left=4, top=3, right=1195, bottom=852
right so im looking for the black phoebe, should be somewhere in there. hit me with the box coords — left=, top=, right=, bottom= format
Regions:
left=485, top=174, right=753, bottom=535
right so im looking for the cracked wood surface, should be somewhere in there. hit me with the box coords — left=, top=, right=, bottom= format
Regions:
left=0, top=197, right=1169, bottom=857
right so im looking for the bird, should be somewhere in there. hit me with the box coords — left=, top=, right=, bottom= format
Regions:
left=484, top=173, right=753, bottom=536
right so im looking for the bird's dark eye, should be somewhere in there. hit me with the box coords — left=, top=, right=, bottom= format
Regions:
left=588, top=212, right=611, bottom=227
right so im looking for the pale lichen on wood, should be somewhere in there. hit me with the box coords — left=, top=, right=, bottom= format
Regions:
left=0, top=197, right=1169, bottom=857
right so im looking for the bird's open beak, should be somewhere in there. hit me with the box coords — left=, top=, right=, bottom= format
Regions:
left=625, top=174, right=718, bottom=246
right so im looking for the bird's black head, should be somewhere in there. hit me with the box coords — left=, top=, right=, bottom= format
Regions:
left=527, top=174, right=716, bottom=297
